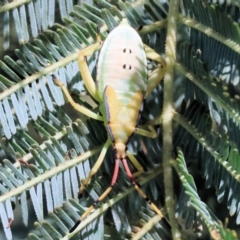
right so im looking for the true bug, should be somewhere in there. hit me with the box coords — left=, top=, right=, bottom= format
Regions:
left=53, top=18, right=166, bottom=233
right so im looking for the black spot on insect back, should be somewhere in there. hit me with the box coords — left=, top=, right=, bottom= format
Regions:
left=123, top=49, right=132, bottom=53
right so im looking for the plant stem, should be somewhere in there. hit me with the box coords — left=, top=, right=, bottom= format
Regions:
left=0, top=145, right=102, bottom=203
left=179, top=15, right=240, bottom=55
left=173, top=112, right=240, bottom=183
left=131, top=214, right=164, bottom=240
left=0, top=0, right=32, bottom=13
left=176, top=63, right=240, bottom=126
left=139, top=19, right=167, bottom=35
left=162, top=0, right=181, bottom=239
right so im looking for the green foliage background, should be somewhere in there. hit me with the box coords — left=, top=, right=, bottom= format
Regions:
left=0, top=0, right=240, bottom=239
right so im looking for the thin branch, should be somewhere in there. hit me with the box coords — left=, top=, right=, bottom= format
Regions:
left=172, top=150, right=223, bottom=240
left=14, top=126, right=67, bottom=168
left=0, top=53, right=79, bottom=101
left=139, top=19, right=167, bottom=35
left=175, top=63, right=240, bottom=126
left=0, top=23, right=112, bottom=101
left=0, top=0, right=32, bottom=13
left=131, top=214, right=163, bottom=240
left=173, top=112, right=240, bottom=183
left=132, top=0, right=145, bottom=8
left=162, top=0, right=181, bottom=239
left=179, top=15, right=240, bottom=55
left=0, top=145, right=102, bottom=203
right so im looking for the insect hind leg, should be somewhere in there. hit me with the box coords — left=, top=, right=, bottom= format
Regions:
left=135, top=125, right=158, bottom=138
left=70, top=151, right=120, bottom=233
left=126, top=151, right=144, bottom=178
left=52, top=75, right=103, bottom=121
left=122, top=157, right=166, bottom=220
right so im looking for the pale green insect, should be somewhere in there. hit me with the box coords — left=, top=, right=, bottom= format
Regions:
left=53, top=18, right=166, bottom=233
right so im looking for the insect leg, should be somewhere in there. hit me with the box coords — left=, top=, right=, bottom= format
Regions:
left=126, top=151, right=144, bottom=178
left=78, top=138, right=111, bottom=198
left=144, top=44, right=166, bottom=98
left=96, top=25, right=102, bottom=42
left=52, top=75, right=103, bottom=121
left=70, top=153, right=120, bottom=233
left=122, top=158, right=165, bottom=219
left=135, top=125, right=158, bottom=138
left=78, top=42, right=102, bottom=102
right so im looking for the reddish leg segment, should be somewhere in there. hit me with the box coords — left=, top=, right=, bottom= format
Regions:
left=70, top=156, right=167, bottom=233
left=122, top=158, right=165, bottom=219
left=70, top=158, right=120, bottom=232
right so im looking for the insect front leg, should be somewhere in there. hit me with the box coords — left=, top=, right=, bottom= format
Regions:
left=144, top=44, right=166, bottom=98
left=53, top=26, right=103, bottom=120
left=52, top=75, right=103, bottom=121
left=78, top=37, right=102, bottom=102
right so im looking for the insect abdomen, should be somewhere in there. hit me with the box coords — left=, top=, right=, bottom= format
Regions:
left=97, top=20, right=147, bottom=144
left=97, top=20, right=147, bottom=94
